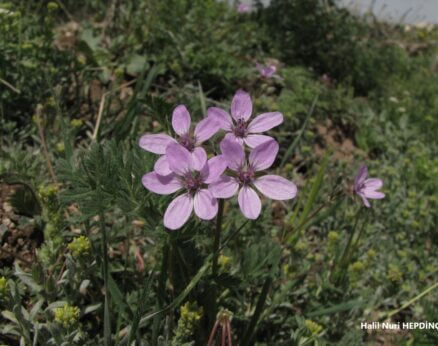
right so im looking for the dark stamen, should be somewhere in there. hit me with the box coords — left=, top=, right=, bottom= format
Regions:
left=233, top=118, right=248, bottom=138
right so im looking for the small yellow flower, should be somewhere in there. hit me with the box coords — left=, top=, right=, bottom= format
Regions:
left=70, top=118, right=83, bottom=128
left=387, top=265, right=402, bottom=283
left=327, top=231, right=340, bottom=243
left=47, top=2, right=59, bottom=12
left=218, top=254, right=232, bottom=270
left=349, top=261, right=364, bottom=273
left=366, top=249, right=376, bottom=260
left=39, top=184, right=59, bottom=200
left=295, top=240, right=308, bottom=252
left=282, top=263, right=291, bottom=276
left=0, top=276, right=7, bottom=296
left=68, top=236, right=91, bottom=258
left=56, top=142, right=65, bottom=152
left=173, top=302, right=203, bottom=342
left=54, top=305, right=80, bottom=328
left=305, top=319, right=323, bottom=335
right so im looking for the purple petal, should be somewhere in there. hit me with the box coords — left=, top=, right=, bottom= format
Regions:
left=194, top=189, right=218, bottom=220
left=191, top=147, right=207, bottom=171
left=139, top=134, right=176, bottom=154
left=208, top=107, right=233, bottom=131
left=231, top=90, right=252, bottom=121
left=247, top=112, right=283, bottom=133
left=238, top=186, right=261, bottom=219
left=253, top=175, right=297, bottom=200
left=209, top=176, right=240, bottom=198
left=164, top=194, right=194, bottom=230
left=224, top=132, right=244, bottom=146
left=362, top=189, right=385, bottom=199
left=194, top=116, right=220, bottom=144
left=361, top=195, right=371, bottom=208
left=166, top=143, right=193, bottom=175
left=154, top=155, right=172, bottom=176
left=220, top=138, right=245, bottom=171
left=243, top=134, right=273, bottom=148
left=237, top=4, right=250, bottom=13
left=354, top=165, right=368, bottom=189
left=363, top=178, right=383, bottom=190
left=249, top=140, right=279, bottom=171
left=141, top=172, right=182, bottom=195
left=172, top=105, right=191, bottom=136
left=262, top=65, right=277, bottom=78
left=203, top=155, right=228, bottom=184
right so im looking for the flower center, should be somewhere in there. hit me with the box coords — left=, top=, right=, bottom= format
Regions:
left=238, top=168, right=254, bottom=185
left=233, top=118, right=248, bottom=138
left=182, top=172, right=203, bottom=195
left=178, top=134, right=196, bottom=152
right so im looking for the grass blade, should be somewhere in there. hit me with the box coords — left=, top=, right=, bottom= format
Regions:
left=280, top=95, right=318, bottom=168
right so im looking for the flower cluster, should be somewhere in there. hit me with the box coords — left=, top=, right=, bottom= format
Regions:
left=54, top=304, right=80, bottom=329
left=68, top=235, right=91, bottom=258
left=140, top=90, right=297, bottom=229
left=173, top=302, right=203, bottom=344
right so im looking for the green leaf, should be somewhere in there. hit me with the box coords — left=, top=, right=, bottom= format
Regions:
left=84, top=303, right=102, bottom=315
left=126, top=55, right=149, bottom=76
left=307, top=299, right=364, bottom=317
left=2, top=310, right=18, bottom=324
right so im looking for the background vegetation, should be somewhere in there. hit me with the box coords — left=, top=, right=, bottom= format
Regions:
left=1, top=0, right=437, bottom=344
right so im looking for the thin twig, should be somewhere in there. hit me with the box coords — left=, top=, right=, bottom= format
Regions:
left=207, top=320, right=220, bottom=346
left=92, top=80, right=137, bottom=141
left=226, top=320, right=232, bottom=346
left=0, top=78, right=21, bottom=94
left=34, top=106, right=58, bottom=183
left=55, top=260, right=67, bottom=285
left=380, top=281, right=438, bottom=321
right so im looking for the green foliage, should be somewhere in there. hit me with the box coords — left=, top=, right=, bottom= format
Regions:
left=1, top=0, right=437, bottom=345
left=263, top=0, right=412, bottom=95
left=0, top=2, right=75, bottom=123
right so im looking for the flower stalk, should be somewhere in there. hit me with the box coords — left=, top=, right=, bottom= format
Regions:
left=99, top=209, right=111, bottom=346
left=212, top=199, right=224, bottom=277
left=333, top=207, right=362, bottom=285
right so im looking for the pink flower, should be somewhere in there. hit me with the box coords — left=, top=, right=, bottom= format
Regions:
left=209, top=139, right=297, bottom=219
left=237, top=4, right=250, bottom=13
left=256, top=63, right=277, bottom=78
left=139, top=105, right=220, bottom=175
left=142, top=143, right=227, bottom=230
left=354, top=165, right=385, bottom=208
left=207, top=90, right=283, bottom=149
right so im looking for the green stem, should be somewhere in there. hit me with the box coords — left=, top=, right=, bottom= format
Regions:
left=152, top=242, right=169, bottom=346
left=334, top=207, right=362, bottom=284
left=350, top=211, right=368, bottom=255
left=99, top=210, right=111, bottom=346
left=241, top=277, right=273, bottom=346
left=210, top=199, right=224, bottom=331
left=212, top=200, right=224, bottom=277
left=381, top=281, right=438, bottom=321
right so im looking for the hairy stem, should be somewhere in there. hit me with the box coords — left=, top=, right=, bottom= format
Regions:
left=99, top=210, right=111, bottom=346
left=152, top=242, right=169, bottom=346
left=335, top=207, right=362, bottom=284
left=212, top=199, right=224, bottom=277
left=36, top=120, right=58, bottom=183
